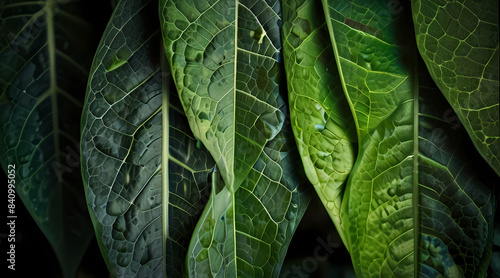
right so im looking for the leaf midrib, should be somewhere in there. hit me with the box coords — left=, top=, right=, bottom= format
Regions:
left=161, top=49, right=170, bottom=277
left=232, top=0, right=239, bottom=274
left=47, top=0, right=60, bottom=182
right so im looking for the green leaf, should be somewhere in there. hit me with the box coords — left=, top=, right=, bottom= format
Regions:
left=80, top=0, right=215, bottom=276
left=412, top=0, right=500, bottom=176
left=160, top=0, right=285, bottom=193
left=186, top=120, right=311, bottom=277
left=322, top=0, right=496, bottom=276
left=0, top=1, right=96, bottom=276
left=281, top=0, right=356, bottom=249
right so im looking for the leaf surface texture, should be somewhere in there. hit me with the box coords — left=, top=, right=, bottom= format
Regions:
left=282, top=0, right=356, bottom=248
left=322, top=0, right=496, bottom=276
left=81, top=0, right=215, bottom=276
left=412, top=0, right=500, bottom=176
left=161, top=0, right=285, bottom=192
left=0, top=1, right=96, bottom=276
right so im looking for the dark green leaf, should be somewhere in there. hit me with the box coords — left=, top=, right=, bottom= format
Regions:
left=412, top=0, right=500, bottom=176
left=0, top=1, right=96, bottom=276
left=80, top=0, right=215, bottom=276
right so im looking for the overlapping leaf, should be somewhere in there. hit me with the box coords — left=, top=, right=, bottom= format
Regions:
left=412, top=0, right=500, bottom=176
left=80, top=0, right=215, bottom=277
left=281, top=0, right=356, bottom=248
left=322, top=0, right=496, bottom=276
left=186, top=119, right=311, bottom=277
left=160, top=0, right=285, bottom=193
left=0, top=1, right=96, bottom=276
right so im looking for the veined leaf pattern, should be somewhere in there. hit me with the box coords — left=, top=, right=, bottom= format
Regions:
left=160, top=0, right=285, bottom=193
left=186, top=122, right=311, bottom=277
left=81, top=0, right=215, bottom=277
left=322, top=0, right=496, bottom=276
left=282, top=0, right=356, bottom=249
left=412, top=0, right=500, bottom=176
left=0, top=1, right=95, bottom=276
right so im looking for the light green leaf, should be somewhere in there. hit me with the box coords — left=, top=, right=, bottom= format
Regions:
left=160, top=0, right=285, bottom=193
left=323, top=0, right=496, bottom=276
left=412, top=0, right=500, bottom=176
left=0, top=1, right=96, bottom=276
left=281, top=0, right=356, bottom=249
left=80, top=0, right=215, bottom=277
left=186, top=120, right=311, bottom=277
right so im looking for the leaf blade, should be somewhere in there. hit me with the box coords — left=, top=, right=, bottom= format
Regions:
left=160, top=0, right=286, bottom=193
left=281, top=0, right=356, bottom=249
left=322, top=0, right=497, bottom=276
left=0, top=1, right=97, bottom=276
left=80, top=0, right=216, bottom=276
left=186, top=121, right=311, bottom=277
left=412, top=0, right=500, bottom=176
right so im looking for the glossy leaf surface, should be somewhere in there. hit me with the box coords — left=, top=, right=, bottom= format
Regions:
left=0, top=1, right=96, bottom=276
left=322, top=0, right=496, bottom=276
left=282, top=0, right=356, bottom=248
left=160, top=0, right=285, bottom=193
left=186, top=119, right=311, bottom=277
left=81, top=0, right=215, bottom=276
left=412, top=0, right=500, bottom=176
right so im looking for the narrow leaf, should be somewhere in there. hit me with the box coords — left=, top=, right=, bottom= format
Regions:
left=281, top=0, right=356, bottom=248
left=186, top=120, right=311, bottom=277
left=0, top=1, right=96, bottom=276
left=80, top=0, right=215, bottom=276
left=412, top=0, right=500, bottom=176
left=160, top=0, right=285, bottom=193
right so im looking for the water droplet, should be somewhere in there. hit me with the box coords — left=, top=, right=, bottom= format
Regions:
left=21, top=166, right=30, bottom=178
left=315, top=124, right=325, bottom=131
left=124, top=172, right=130, bottom=185
left=317, top=151, right=330, bottom=157
left=327, top=202, right=335, bottom=210
left=387, top=187, right=396, bottom=197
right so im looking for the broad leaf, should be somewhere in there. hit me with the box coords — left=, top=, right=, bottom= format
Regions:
left=81, top=0, right=215, bottom=276
left=160, top=0, right=285, bottom=193
left=412, top=0, right=500, bottom=176
left=323, top=0, right=496, bottom=276
left=0, top=1, right=96, bottom=276
left=186, top=118, right=311, bottom=277
left=281, top=0, right=356, bottom=249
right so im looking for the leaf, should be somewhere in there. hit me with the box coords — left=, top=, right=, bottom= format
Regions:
left=0, top=1, right=96, bottom=276
left=412, top=0, right=500, bottom=176
left=281, top=0, right=356, bottom=249
left=160, top=0, right=285, bottom=193
left=186, top=119, right=311, bottom=277
left=80, top=0, right=215, bottom=277
left=322, top=0, right=496, bottom=276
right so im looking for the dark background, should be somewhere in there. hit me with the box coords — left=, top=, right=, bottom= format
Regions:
left=1, top=0, right=498, bottom=277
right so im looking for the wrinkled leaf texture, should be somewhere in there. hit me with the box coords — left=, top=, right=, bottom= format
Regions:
left=412, top=0, right=500, bottom=176
left=186, top=122, right=310, bottom=277
left=0, top=0, right=96, bottom=276
left=282, top=0, right=357, bottom=249
left=81, top=0, right=215, bottom=277
left=160, top=0, right=312, bottom=276
left=160, top=0, right=286, bottom=193
left=319, top=0, right=496, bottom=277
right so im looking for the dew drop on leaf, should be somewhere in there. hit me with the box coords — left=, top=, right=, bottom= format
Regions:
left=387, top=187, right=396, bottom=197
